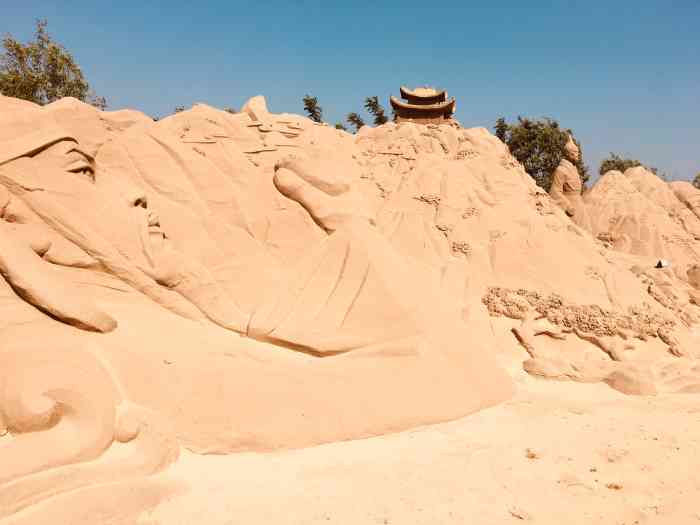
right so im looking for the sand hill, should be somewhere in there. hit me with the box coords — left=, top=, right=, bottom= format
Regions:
left=1, top=95, right=699, bottom=524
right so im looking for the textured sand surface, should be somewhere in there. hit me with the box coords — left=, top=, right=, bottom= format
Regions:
left=142, top=380, right=700, bottom=525
left=1, top=94, right=699, bottom=523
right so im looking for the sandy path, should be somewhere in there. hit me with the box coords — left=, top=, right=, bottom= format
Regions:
left=141, top=379, right=700, bottom=525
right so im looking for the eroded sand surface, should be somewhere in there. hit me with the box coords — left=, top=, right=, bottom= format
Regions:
left=1, top=94, right=700, bottom=524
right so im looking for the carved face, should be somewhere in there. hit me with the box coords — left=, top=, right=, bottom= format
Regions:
left=564, top=136, right=580, bottom=163
left=0, top=139, right=176, bottom=283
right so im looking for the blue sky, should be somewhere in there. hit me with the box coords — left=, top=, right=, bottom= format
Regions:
left=3, top=1, right=699, bottom=180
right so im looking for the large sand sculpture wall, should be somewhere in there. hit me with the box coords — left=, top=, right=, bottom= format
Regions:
left=1, top=94, right=700, bottom=521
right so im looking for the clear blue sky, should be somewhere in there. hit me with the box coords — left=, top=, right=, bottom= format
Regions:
left=4, top=1, right=699, bottom=180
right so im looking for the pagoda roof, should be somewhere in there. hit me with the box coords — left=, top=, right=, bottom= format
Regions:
left=399, top=86, right=447, bottom=103
left=390, top=96, right=455, bottom=114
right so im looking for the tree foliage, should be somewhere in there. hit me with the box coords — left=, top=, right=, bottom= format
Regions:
left=598, top=153, right=666, bottom=179
left=494, top=117, right=508, bottom=143
left=648, top=166, right=668, bottom=181
left=598, top=153, right=641, bottom=176
left=346, top=112, right=365, bottom=133
left=0, top=19, right=105, bottom=108
left=303, top=95, right=323, bottom=123
left=364, top=96, right=388, bottom=125
left=693, top=173, right=700, bottom=190
left=494, top=116, right=588, bottom=191
left=335, top=122, right=347, bottom=131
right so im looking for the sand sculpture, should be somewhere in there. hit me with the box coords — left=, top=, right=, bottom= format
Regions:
left=584, top=168, right=700, bottom=268
left=548, top=134, right=591, bottom=231
left=0, top=95, right=516, bottom=520
left=389, top=86, right=456, bottom=125
left=2, top=93, right=700, bottom=522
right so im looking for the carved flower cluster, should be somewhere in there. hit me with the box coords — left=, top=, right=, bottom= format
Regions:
left=482, top=287, right=675, bottom=339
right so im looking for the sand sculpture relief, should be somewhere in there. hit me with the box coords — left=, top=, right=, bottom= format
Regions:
left=2, top=93, right=700, bottom=522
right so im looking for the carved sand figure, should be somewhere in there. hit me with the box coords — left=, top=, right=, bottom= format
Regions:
left=0, top=97, right=515, bottom=521
left=548, top=134, right=591, bottom=231
left=1, top=93, right=700, bottom=523
left=0, top=100, right=400, bottom=347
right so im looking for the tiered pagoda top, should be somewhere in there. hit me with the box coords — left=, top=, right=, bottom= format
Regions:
left=390, top=86, right=456, bottom=124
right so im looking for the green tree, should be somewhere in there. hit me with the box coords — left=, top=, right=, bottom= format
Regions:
left=174, top=106, right=185, bottom=113
left=303, top=95, right=323, bottom=123
left=0, top=19, right=105, bottom=108
left=364, top=96, right=388, bottom=125
left=693, top=173, right=700, bottom=190
left=494, top=117, right=508, bottom=143
left=335, top=122, right=347, bottom=131
left=648, top=166, right=669, bottom=181
left=598, top=153, right=641, bottom=175
left=494, top=116, right=587, bottom=191
left=346, top=112, right=365, bottom=133
left=598, top=153, right=666, bottom=179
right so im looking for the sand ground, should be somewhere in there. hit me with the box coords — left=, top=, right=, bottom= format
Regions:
left=140, top=376, right=700, bottom=525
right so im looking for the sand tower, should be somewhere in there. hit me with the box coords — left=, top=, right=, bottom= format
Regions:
left=389, top=86, right=456, bottom=124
